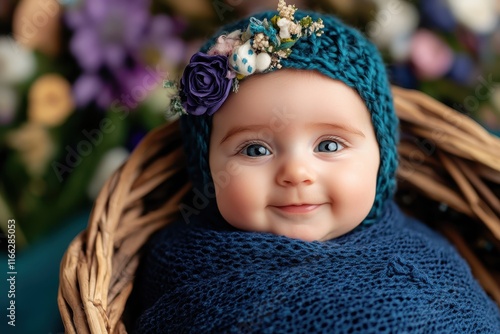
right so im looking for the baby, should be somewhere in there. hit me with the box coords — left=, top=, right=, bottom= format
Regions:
left=132, top=1, right=500, bottom=332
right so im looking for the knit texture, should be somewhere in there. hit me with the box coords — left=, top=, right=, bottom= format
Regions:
left=179, top=10, right=399, bottom=226
left=133, top=201, right=500, bottom=333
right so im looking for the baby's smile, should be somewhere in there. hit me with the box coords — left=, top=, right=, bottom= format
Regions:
left=271, top=203, right=322, bottom=214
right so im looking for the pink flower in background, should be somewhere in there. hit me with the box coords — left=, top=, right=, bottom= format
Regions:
left=65, top=0, right=186, bottom=108
left=410, top=29, right=453, bottom=79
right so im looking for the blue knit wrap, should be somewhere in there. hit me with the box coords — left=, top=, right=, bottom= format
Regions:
left=133, top=201, right=500, bottom=332
left=180, top=10, right=398, bottom=226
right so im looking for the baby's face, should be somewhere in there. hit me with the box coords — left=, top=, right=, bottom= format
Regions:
left=209, top=69, right=380, bottom=241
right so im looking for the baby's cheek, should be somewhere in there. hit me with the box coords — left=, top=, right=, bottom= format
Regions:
left=331, top=163, right=377, bottom=211
left=215, top=175, right=259, bottom=223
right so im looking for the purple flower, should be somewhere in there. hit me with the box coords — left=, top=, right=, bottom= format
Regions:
left=65, top=0, right=149, bottom=73
left=64, top=0, right=186, bottom=109
left=180, top=52, right=233, bottom=116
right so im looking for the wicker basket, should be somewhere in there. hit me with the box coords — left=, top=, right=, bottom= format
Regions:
left=58, top=86, right=500, bottom=333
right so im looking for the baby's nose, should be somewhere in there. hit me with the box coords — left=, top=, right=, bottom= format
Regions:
left=276, top=158, right=316, bottom=187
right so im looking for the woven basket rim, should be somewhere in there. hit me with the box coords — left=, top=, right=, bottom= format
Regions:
left=58, top=86, right=500, bottom=333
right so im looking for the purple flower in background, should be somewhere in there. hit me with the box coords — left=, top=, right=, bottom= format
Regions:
left=447, top=54, right=476, bottom=85
left=420, top=0, right=456, bottom=32
left=65, top=0, right=148, bottom=72
left=388, top=64, right=418, bottom=89
left=72, top=66, right=155, bottom=108
left=65, top=0, right=186, bottom=108
left=180, top=52, right=233, bottom=116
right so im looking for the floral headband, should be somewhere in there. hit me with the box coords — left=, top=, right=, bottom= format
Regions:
left=165, top=0, right=324, bottom=117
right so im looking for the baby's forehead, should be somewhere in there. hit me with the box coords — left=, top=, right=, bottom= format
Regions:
left=239, top=69, right=363, bottom=100
left=210, top=71, right=375, bottom=141
left=218, top=69, right=370, bottom=117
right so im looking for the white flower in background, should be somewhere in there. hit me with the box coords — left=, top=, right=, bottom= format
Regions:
left=368, top=0, right=419, bottom=61
left=390, top=36, right=414, bottom=62
left=87, top=147, right=129, bottom=199
left=0, top=37, right=36, bottom=85
left=0, top=87, right=18, bottom=125
left=446, top=0, right=498, bottom=34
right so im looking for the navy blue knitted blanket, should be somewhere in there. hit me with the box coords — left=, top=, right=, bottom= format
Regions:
left=133, top=201, right=500, bottom=333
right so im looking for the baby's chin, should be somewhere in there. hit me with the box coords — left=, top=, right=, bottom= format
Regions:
left=261, top=225, right=347, bottom=242
left=268, top=218, right=363, bottom=242
left=224, top=215, right=363, bottom=242
left=275, top=229, right=336, bottom=242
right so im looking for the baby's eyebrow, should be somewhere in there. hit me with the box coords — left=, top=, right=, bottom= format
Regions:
left=219, top=125, right=266, bottom=144
left=310, top=122, right=365, bottom=137
left=219, top=122, right=365, bottom=144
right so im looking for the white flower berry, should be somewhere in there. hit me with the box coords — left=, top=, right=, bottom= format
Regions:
left=308, top=19, right=325, bottom=36
left=277, top=0, right=296, bottom=21
left=289, top=22, right=302, bottom=36
left=277, top=18, right=292, bottom=39
left=252, top=33, right=270, bottom=52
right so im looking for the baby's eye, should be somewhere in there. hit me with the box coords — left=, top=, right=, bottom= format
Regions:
left=315, top=140, right=344, bottom=153
left=241, top=144, right=271, bottom=157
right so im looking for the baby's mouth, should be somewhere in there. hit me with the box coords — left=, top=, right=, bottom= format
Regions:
left=272, top=204, right=321, bottom=214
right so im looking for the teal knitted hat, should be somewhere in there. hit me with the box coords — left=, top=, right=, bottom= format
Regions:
left=177, top=8, right=399, bottom=226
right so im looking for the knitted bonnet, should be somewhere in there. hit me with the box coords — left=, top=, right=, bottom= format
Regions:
left=177, top=7, right=399, bottom=226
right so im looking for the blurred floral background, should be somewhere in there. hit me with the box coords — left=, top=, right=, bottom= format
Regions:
left=0, top=0, right=499, bottom=332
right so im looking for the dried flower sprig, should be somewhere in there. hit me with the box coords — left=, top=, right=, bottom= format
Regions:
left=166, top=0, right=324, bottom=117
